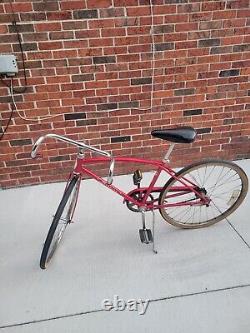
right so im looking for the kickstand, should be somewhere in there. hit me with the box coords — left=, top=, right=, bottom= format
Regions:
left=151, top=209, right=158, bottom=254
left=139, top=209, right=158, bottom=254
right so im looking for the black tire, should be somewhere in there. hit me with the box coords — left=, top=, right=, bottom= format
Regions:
left=40, top=176, right=80, bottom=269
left=159, top=159, right=248, bottom=229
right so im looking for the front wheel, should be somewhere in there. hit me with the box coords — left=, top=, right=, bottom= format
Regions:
left=159, top=159, right=248, bottom=229
left=40, top=175, right=81, bottom=269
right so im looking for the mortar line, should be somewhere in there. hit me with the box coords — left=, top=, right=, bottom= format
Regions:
left=1, top=283, right=250, bottom=330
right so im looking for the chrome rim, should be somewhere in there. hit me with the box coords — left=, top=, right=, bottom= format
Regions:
left=161, top=163, right=244, bottom=226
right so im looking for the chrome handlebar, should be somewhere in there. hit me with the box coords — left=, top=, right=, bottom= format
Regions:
left=31, top=133, right=115, bottom=185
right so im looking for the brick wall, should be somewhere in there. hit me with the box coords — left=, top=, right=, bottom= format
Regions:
left=0, top=0, right=249, bottom=188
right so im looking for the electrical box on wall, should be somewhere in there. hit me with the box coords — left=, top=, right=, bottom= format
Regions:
left=0, top=54, right=18, bottom=76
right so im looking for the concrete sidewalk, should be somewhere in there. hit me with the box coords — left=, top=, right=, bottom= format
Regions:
left=0, top=159, right=250, bottom=333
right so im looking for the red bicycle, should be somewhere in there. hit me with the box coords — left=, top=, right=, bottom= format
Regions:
left=31, top=127, right=248, bottom=269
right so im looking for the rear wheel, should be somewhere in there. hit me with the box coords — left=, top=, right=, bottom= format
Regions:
left=159, top=160, right=248, bottom=229
left=40, top=175, right=80, bottom=269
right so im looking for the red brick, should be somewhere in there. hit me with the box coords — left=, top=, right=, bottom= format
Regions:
left=53, top=50, right=78, bottom=59
left=189, top=12, right=212, bottom=22
left=62, top=21, right=87, bottom=30
left=47, top=11, right=72, bottom=21
left=178, top=3, right=200, bottom=13
left=154, top=5, right=176, bottom=15
left=175, top=23, right=198, bottom=32
left=60, top=1, right=86, bottom=10
left=113, top=0, right=138, bottom=6
left=227, top=0, right=249, bottom=9
left=4, top=2, right=32, bottom=12
left=86, top=0, right=112, bottom=8
left=39, top=41, right=63, bottom=50
left=202, top=1, right=225, bottom=11
left=126, top=6, right=151, bottom=16
left=213, top=10, right=237, bottom=20
left=188, top=48, right=209, bottom=57
left=237, top=9, right=250, bottom=18
left=27, top=51, right=53, bottom=60
left=222, top=36, right=244, bottom=45
left=46, top=76, right=70, bottom=84
left=210, top=62, right=231, bottom=71
left=0, top=25, right=7, bottom=34
left=200, top=21, right=222, bottom=30
left=175, top=41, right=197, bottom=50
left=100, top=7, right=125, bottom=18
left=223, top=18, right=246, bottom=28
left=35, top=22, right=62, bottom=32
left=102, top=28, right=126, bottom=38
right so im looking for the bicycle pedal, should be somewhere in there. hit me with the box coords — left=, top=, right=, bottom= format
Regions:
left=139, top=229, right=153, bottom=244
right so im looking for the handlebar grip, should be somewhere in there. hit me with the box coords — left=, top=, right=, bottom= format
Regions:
left=107, top=158, right=115, bottom=185
left=31, top=135, right=46, bottom=159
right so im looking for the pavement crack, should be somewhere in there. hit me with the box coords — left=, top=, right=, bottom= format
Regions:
left=0, top=309, right=104, bottom=330
left=226, top=218, right=250, bottom=250
left=1, top=283, right=250, bottom=330
left=148, top=282, right=250, bottom=303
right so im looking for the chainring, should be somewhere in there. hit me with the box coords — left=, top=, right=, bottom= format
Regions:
left=126, top=191, right=154, bottom=212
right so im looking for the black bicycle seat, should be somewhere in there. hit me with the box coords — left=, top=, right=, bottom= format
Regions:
left=151, top=126, right=197, bottom=144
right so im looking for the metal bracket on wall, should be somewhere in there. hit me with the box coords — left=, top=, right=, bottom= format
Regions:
left=0, top=54, right=18, bottom=76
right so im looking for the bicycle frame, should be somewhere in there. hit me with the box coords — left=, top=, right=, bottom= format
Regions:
left=31, top=133, right=209, bottom=212
left=72, top=155, right=209, bottom=211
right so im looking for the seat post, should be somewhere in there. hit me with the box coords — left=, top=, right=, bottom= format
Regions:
left=163, top=143, right=175, bottom=163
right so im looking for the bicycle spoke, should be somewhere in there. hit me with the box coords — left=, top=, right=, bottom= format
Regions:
left=183, top=205, right=198, bottom=223
left=191, top=205, right=197, bottom=223
left=208, top=174, right=241, bottom=190
left=202, top=164, right=208, bottom=187
left=211, top=186, right=241, bottom=199
left=206, top=166, right=225, bottom=194
left=159, top=160, right=247, bottom=228
left=184, top=172, right=200, bottom=187
left=207, top=172, right=240, bottom=194
left=205, top=205, right=209, bottom=222
left=171, top=205, right=192, bottom=220
left=210, top=200, right=226, bottom=218
left=203, top=165, right=216, bottom=186
left=196, top=168, right=204, bottom=187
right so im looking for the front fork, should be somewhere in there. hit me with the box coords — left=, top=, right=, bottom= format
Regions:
left=65, top=172, right=81, bottom=223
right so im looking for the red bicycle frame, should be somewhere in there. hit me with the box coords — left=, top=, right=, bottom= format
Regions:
left=31, top=133, right=209, bottom=212
left=72, top=155, right=208, bottom=211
